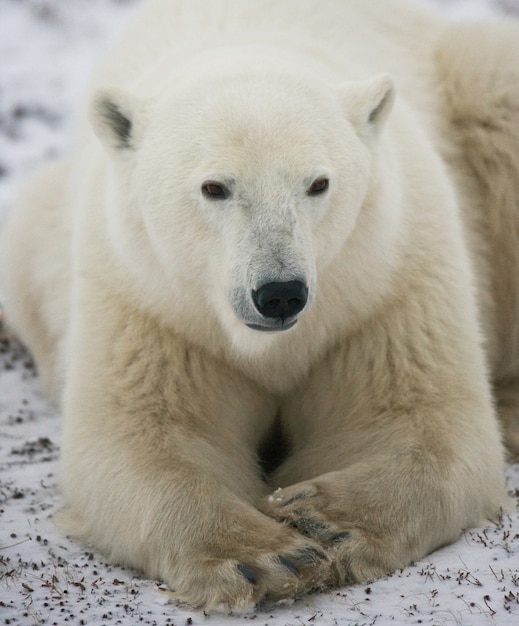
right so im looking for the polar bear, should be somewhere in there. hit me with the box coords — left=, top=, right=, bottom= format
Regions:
left=1, top=0, right=519, bottom=611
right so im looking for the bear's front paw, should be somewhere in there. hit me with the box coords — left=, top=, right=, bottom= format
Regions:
left=235, top=542, right=330, bottom=602
left=171, top=531, right=331, bottom=612
left=262, top=484, right=352, bottom=547
left=260, top=481, right=389, bottom=586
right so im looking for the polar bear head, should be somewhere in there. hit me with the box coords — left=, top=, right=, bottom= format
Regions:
left=90, top=46, right=394, bottom=352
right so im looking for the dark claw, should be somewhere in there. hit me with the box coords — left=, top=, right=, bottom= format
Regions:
left=293, top=545, right=328, bottom=566
left=331, top=531, right=351, bottom=543
left=288, top=513, right=329, bottom=538
left=277, top=555, right=300, bottom=575
left=282, top=492, right=310, bottom=507
left=237, top=563, right=258, bottom=585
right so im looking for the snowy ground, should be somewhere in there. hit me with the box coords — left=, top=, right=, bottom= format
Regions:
left=1, top=1, right=519, bottom=624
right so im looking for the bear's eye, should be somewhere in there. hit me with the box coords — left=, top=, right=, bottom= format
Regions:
left=201, top=181, right=230, bottom=200
left=307, top=177, right=329, bottom=196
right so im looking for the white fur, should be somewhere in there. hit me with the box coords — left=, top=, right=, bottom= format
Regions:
left=1, top=0, right=518, bottom=611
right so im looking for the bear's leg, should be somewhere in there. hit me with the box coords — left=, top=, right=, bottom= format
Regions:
left=261, top=287, right=507, bottom=584
left=0, top=159, right=71, bottom=402
left=58, top=288, right=331, bottom=610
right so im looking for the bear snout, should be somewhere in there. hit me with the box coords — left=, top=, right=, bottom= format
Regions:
left=251, top=280, right=308, bottom=321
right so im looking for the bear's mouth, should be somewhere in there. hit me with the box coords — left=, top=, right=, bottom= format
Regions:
left=246, top=319, right=298, bottom=332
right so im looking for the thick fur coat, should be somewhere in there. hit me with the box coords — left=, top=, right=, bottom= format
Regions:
left=1, top=0, right=518, bottom=611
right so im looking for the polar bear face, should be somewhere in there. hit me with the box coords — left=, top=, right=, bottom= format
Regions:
left=90, top=50, right=394, bottom=350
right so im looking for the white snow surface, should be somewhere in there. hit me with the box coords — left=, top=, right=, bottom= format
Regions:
left=1, top=1, right=519, bottom=624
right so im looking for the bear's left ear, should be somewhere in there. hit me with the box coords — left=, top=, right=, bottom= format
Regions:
left=340, top=74, right=395, bottom=141
left=90, top=88, right=146, bottom=152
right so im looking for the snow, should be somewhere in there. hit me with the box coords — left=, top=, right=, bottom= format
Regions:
left=1, top=1, right=518, bottom=624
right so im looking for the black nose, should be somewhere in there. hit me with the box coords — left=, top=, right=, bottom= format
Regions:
left=252, top=280, right=308, bottom=320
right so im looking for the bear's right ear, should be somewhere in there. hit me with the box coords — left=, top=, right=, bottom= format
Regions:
left=89, top=89, right=145, bottom=151
left=340, top=74, right=395, bottom=142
